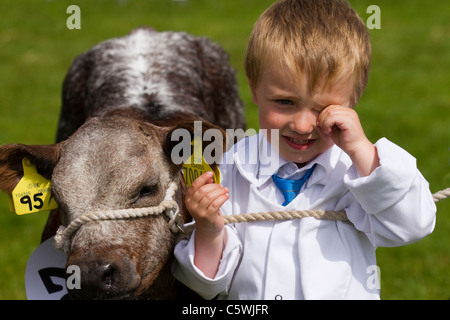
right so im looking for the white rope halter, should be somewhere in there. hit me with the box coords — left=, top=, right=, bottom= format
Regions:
left=54, top=181, right=183, bottom=254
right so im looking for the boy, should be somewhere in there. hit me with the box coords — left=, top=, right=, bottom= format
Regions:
left=172, top=0, right=436, bottom=299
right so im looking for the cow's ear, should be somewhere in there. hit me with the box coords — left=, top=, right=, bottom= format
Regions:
left=0, top=143, right=64, bottom=194
left=162, top=120, right=226, bottom=172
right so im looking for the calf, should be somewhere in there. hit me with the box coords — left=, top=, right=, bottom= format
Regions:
left=0, top=27, right=244, bottom=299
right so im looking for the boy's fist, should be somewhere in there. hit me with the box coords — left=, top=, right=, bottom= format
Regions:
left=185, top=171, right=228, bottom=235
left=317, top=105, right=379, bottom=177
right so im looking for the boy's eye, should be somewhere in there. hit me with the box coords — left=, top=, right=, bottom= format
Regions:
left=276, top=99, right=293, bottom=106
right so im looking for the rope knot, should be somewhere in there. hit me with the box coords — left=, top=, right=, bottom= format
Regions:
left=160, top=199, right=183, bottom=233
left=54, top=225, right=70, bottom=254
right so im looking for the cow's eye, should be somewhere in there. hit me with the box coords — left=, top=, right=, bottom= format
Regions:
left=139, top=185, right=158, bottom=197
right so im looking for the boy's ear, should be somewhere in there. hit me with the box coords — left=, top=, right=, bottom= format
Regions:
left=162, top=120, right=226, bottom=173
left=248, top=78, right=259, bottom=106
left=0, top=143, right=64, bottom=194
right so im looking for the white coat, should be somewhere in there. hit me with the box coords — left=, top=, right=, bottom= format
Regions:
left=172, top=134, right=436, bottom=300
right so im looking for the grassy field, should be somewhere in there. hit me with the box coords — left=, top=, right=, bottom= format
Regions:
left=0, top=0, right=448, bottom=300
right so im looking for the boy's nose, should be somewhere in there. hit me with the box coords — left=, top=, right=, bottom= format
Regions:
left=289, top=110, right=317, bottom=134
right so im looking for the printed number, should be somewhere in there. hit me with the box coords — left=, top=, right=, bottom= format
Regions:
left=183, top=167, right=201, bottom=186
left=20, top=193, right=44, bottom=211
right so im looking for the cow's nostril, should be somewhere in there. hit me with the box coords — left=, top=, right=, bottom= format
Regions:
left=100, top=264, right=114, bottom=288
left=66, top=256, right=140, bottom=300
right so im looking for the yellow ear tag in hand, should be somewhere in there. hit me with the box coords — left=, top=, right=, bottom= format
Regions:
left=10, top=157, right=58, bottom=215
left=182, top=138, right=220, bottom=188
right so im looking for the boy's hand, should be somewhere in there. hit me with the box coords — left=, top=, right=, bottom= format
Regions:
left=317, top=105, right=380, bottom=177
left=317, top=105, right=366, bottom=155
left=185, top=171, right=228, bottom=236
left=185, top=171, right=228, bottom=278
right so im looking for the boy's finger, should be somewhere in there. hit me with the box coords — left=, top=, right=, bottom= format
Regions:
left=186, top=173, right=220, bottom=208
left=317, top=104, right=331, bottom=118
left=317, top=105, right=341, bottom=134
left=207, top=193, right=229, bottom=213
left=188, top=184, right=228, bottom=219
left=189, top=171, right=214, bottom=192
left=197, top=185, right=229, bottom=208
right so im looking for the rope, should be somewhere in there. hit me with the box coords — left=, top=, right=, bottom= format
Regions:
left=221, top=188, right=450, bottom=226
left=54, top=186, right=450, bottom=253
left=223, top=209, right=348, bottom=224
left=432, top=188, right=450, bottom=203
left=181, top=188, right=450, bottom=236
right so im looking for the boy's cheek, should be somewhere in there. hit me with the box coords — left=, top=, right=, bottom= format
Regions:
left=314, top=130, right=336, bottom=149
left=258, top=112, right=286, bottom=136
left=258, top=118, right=280, bottom=143
left=320, top=135, right=336, bottom=151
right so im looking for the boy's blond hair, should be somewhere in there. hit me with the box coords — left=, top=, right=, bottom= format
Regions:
left=245, top=0, right=371, bottom=107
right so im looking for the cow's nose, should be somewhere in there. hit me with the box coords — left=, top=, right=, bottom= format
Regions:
left=66, top=255, right=140, bottom=300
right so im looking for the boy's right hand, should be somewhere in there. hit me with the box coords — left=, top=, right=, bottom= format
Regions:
left=185, top=171, right=229, bottom=278
left=185, top=171, right=228, bottom=236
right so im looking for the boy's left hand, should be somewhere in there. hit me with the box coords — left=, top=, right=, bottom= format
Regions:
left=317, top=105, right=367, bottom=156
left=317, top=105, right=380, bottom=177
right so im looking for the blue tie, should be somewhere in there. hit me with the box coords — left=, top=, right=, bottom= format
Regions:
left=272, top=163, right=317, bottom=206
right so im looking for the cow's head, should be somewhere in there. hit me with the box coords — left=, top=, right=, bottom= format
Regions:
left=0, top=115, right=224, bottom=299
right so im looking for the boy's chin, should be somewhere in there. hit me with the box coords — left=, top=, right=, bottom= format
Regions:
left=279, top=149, right=317, bottom=166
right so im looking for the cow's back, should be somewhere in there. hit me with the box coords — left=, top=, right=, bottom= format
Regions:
left=56, top=27, right=245, bottom=142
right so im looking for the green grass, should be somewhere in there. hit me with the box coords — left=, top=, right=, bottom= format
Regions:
left=0, top=0, right=448, bottom=300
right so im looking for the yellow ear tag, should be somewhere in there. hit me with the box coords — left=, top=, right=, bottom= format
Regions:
left=182, top=138, right=220, bottom=188
left=10, top=157, right=58, bottom=215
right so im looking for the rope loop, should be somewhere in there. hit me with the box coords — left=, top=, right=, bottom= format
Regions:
left=54, top=181, right=182, bottom=254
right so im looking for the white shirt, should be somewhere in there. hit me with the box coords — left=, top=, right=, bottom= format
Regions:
left=172, top=134, right=436, bottom=300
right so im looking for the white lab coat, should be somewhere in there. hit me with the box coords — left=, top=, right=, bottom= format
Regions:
left=172, top=134, right=436, bottom=300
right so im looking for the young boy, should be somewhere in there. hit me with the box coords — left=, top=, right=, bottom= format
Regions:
left=172, top=0, right=436, bottom=299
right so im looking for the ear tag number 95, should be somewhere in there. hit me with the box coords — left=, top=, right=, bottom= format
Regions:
left=182, top=138, right=220, bottom=188
left=10, top=157, right=58, bottom=215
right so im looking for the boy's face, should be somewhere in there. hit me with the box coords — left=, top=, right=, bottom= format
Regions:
left=250, top=65, right=355, bottom=167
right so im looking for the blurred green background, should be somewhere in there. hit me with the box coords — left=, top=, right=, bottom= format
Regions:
left=0, top=0, right=448, bottom=299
